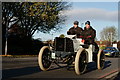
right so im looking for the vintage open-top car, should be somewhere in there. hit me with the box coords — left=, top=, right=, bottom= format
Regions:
left=38, top=35, right=105, bottom=75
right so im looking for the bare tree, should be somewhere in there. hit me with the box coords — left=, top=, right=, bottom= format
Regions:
left=100, top=26, right=117, bottom=42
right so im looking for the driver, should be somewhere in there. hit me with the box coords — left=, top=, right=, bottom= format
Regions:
left=67, top=21, right=83, bottom=38
left=82, top=21, right=99, bottom=61
left=83, top=21, right=96, bottom=44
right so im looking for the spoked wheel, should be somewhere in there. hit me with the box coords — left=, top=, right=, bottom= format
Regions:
left=75, top=48, right=88, bottom=75
left=38, top=46, right=52, bottom=71
left=97, top=50, right=105, bottom=70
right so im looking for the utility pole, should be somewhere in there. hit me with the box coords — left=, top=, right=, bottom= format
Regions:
left=111, top=33, right=112, bottom=46
left=5, top=25, right=8, bottom=55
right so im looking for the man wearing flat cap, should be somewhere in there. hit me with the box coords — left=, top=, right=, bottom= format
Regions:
left=67, top=21, right=83, bottom=38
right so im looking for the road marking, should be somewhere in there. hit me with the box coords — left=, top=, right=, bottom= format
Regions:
left=98, top=68, right=120, bottom=80
left=105, top=71, right=119, bottom=78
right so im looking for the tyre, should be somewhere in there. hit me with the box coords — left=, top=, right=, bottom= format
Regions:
left=75, top=48, right=88, bottom=75
left=115, top=52, right=119, bottom=57
left=97, top=50, right=105, bottom=70
left=38, top=46, right=52, bottom=71
left=112, top=52, right=116, bottom=57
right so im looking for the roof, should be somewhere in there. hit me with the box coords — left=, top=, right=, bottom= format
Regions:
left=95, top=41, right=110, bottom=45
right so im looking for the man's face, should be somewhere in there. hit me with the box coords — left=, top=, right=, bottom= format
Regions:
left=85, top=24, right=90, bottom=29
left=74, top=24, right=78, bottom=28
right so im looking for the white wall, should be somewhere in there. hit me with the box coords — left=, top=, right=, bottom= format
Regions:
left=113, top=44, right=117, bottom=48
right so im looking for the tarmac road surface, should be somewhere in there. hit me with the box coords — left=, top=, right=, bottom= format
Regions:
left=1, top=56, right=120, bottom=79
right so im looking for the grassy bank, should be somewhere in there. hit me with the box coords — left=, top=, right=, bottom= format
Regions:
left=0, top=55, right=38, bottom=58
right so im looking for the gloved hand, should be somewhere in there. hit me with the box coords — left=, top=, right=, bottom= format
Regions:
left=81, top=39, right=85, bottom=43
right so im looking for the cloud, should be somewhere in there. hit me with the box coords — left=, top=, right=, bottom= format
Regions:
left=62, top=8, right=118, bottom=22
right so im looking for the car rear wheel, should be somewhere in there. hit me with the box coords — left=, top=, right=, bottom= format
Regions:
left=97, top=50, right=105, bottom=70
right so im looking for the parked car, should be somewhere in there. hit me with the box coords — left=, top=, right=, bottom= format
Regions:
left=103, top=47, right=120, bottom=57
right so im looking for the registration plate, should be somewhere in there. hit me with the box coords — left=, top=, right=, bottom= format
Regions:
left=51, top=53, right=56, bottom=59
left=105, top=53, right=110, bottom=56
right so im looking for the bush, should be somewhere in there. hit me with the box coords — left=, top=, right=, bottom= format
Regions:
left=100, top=46, right=106, bottom=50
left=7, top=34, right=44, bottom=55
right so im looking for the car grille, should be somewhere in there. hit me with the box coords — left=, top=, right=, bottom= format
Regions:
left=54, top=37, right=74, bottom=52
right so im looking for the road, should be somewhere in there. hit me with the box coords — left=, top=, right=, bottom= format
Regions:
left=1, top=56, right=120, bottom=79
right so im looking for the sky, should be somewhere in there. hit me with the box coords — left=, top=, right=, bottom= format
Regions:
left=33, top=2, right=118, bottom=41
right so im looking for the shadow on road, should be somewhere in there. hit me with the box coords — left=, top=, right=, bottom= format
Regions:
left=85, top=60, right=111, bottom=74
left=2, top=65, right=67, bottom=79
left=48, top=60, right=112, bottom=75
left=104, top=60, right=112, bottom=69
left=2, top=61, right=112, bottom=79
left=2, top=66, right=41, bottom=79
left=48, top=66, right=67, bottom=71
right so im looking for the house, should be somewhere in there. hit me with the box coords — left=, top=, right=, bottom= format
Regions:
left=95, top=41, right=111, bottom=47
left=96, top=40, right=120, bottom=51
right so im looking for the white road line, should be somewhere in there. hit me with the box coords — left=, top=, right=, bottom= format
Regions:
left=105, top=71, right=119, bottom=78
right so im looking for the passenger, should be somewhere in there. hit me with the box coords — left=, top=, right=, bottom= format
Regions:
left=67, top=21, right=83, bottom=38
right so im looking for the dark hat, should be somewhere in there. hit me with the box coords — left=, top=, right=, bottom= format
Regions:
left=85, top=21, right=90, bottom=25
left=74, top=21, right=79, bottom=25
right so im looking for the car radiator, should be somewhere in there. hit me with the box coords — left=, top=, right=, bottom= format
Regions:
left=54, top=37, right=74, bottom=52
